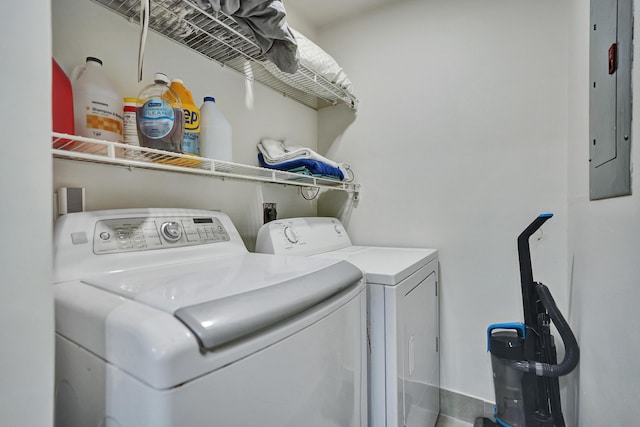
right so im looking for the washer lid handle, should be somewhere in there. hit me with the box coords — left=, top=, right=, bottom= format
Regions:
left=174, top=261, right=362, bottom=351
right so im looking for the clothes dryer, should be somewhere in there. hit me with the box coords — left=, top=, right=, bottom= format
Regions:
left=53, top=209, right=367, bottom=427
left=256, top=217, right=439, bottom=427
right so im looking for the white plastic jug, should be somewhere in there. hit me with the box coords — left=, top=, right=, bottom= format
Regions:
left=199, top=97, right=232, bottom=162
left=71, top=57, right=123, bottom=142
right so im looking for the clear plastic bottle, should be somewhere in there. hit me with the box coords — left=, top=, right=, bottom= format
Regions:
left=136, top=73, right=183, bottom=153
left=71, top=57, right=123, bottom=143
left=200, top=96, right=232, bottom=162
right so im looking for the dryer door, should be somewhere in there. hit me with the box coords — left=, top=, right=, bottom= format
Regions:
left=397, top=260, right=439, bottom=427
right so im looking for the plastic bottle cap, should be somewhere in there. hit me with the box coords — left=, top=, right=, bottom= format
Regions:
left=123, top=97, right=138, bottom=103
left=86, top=57, right=103, bottom=65
left=204, top=96, right=216, bottom=102
left=171, top=79, right=184, bottom=84
left=154, top=73, right=170, bottom=85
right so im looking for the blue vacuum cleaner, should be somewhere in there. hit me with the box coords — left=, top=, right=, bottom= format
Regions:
left=475, top=214, right=579, bottom=427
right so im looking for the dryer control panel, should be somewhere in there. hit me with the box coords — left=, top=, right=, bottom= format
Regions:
left=94, top=216, right=230, bottom=254
left=256, top=217, right=352, bottom=256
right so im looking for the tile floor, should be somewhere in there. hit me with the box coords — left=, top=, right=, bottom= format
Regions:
left=437, top=388, right=493, bottom=426
left=435, top=414, right=474, bottom=427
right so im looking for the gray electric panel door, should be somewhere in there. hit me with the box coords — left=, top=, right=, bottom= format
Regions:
left=589, top=0, right=632, bottom=200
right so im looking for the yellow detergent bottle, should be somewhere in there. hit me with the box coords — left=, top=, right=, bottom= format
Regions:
left=169, top=79, right=201, bottom=167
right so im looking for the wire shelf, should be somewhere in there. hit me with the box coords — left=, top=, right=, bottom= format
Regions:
left=52, top=133, right=360, bottom=194
left=90, top=0, right=358, bottom=110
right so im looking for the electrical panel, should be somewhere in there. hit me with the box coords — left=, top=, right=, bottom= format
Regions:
left=589, top=0, right=633, bottom=200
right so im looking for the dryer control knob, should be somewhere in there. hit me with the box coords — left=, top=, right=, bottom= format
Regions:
left=283, top=226, right=298, bottom=244
left=161, top=221, right=182, bottom=242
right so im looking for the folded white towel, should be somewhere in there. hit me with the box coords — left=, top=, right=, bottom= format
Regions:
left=258, top=138, right=341, bottom=169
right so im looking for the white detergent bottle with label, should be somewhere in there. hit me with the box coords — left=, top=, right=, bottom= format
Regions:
left=199, top=97, right=232, bottom=162
left=71, top=57, right=123, bottom=142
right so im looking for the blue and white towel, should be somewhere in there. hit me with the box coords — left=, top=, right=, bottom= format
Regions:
left=258, top=154, right=344, bottom=180
left=258, top=139, right=342, bottom=167
left=257, top=139, right=349, bottom=180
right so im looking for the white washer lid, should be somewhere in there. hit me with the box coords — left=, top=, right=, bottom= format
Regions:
left=313, top=246, right=438, bottom=285
left=82, top=253, right=362, bottom=351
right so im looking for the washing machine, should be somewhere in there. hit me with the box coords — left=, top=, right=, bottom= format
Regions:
left=256, top=217, right=440, bottom=427
left=53, top=208, right=367, bottom=427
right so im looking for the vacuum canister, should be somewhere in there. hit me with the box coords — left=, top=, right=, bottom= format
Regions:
left=489, top=329, right=526, bottom=427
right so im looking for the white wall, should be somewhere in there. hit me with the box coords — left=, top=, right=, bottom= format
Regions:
left=52, top=0, right=320, bottom=248
left=0, top=1, right=54, bottom=426
left=283, top=3, right=317, bottom=40
left=566, top=0, right=640, bottom=425
left=316, top=0, right=569, bottom=402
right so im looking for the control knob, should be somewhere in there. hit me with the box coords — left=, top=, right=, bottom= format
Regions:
left=283, top=226, right=299, bottom=244
left=160, top=221, right=182, bottom=242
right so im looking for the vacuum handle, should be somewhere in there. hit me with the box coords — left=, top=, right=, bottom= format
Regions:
left=518, top=213, right=553, bottom=330
left=486, top=322, right=526, bottom=351
left=518, top=213, right=553, bottom=241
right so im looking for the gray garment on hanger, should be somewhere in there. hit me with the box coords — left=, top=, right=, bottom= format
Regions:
left=194, top=0, right=299, bottom=73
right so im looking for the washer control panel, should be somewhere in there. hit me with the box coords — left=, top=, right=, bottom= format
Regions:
left=93, top=216, right=230, bottom=254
